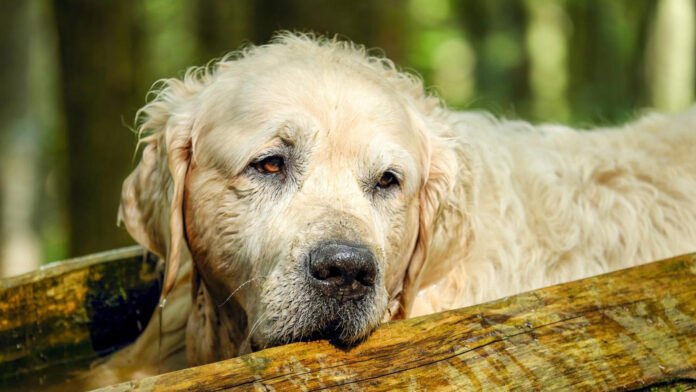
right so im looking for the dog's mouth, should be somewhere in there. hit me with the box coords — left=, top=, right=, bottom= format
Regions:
left=246, top=240, right=387, bottom=352
left=250, top=319, right=361, bottom=352
left=248, top=294, right=381, bottom=352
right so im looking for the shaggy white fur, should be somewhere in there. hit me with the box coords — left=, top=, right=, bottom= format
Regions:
left=81, top=33, right=696, bottom=388
left=412, top=109, right=696, bottom=316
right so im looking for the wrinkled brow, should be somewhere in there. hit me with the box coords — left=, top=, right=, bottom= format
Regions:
left=277, top=122, right=298, bottom=145
left=252, top=119, right=311, bottom=158
left=201, top=116, right=314, bottom=177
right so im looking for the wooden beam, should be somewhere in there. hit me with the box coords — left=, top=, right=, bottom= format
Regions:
left=93, top=253, right=696, bottom=391
left=0, top=247, right=160, bottom=390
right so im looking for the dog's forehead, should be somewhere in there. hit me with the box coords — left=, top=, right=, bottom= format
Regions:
left=238, top=61, right=411, bottom=126
left=196, top=60, right=423, bottom=173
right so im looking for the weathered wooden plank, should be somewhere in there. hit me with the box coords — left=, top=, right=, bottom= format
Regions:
left=96, top=253, right=696, bottom=391
left=0, top=246, right=160, bottom=390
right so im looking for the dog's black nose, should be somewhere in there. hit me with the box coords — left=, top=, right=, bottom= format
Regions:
left=308, top=241, right=376, bottom=300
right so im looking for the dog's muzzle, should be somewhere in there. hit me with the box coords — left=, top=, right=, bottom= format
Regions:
left=307, top=240, right=376, bottom=301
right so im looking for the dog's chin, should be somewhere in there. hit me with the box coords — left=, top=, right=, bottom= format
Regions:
left=249, top=299, right=383, bottom=352
left=250, top=323, right=375, bottom=353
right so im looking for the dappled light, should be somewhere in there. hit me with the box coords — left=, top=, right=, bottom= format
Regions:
left=525, top=0, right=570, bottom=121
left=647, top=0, right=695, bottom=112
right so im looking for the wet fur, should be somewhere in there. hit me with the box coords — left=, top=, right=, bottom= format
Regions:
left=79, top=33, right=696, bottom=388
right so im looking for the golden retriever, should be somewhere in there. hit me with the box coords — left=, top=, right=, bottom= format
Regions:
left=86, top=33, right=696, bottom=387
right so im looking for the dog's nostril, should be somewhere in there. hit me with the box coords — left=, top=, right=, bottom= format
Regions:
left=308, top=241, right=377, bottom=300
left=327, top=266, right=342, bottom=280
left=356, top=270, right=374, bottom=286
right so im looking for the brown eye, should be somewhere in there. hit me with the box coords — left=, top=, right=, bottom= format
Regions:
left=253, top=156, right=284, bottom=174
left=377, top=171, right=399, bottom=189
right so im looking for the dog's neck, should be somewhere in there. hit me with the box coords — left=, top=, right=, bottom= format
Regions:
left=185, top=278, right=247, bottom=365
left=413, top=112, right=570, bottom=310
left=420, top=113, right=589, bottom=303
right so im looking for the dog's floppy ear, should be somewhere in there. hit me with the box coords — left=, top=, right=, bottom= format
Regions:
left=119, top=77, right=201, bottom=304
left=119, top=135, right=169, bottom=257
left=393, top=110, right=459, bottom=319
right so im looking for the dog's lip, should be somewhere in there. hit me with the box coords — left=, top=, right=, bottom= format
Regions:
left=249, top=337, right=263, bottom=352
left=251, top=315, right=366, bottom=351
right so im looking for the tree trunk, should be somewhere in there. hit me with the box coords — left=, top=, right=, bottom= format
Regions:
left=647, top=0, right=696, bottom=112
left=53, top=0, right=144, bottom=256
left=0, top=0, right=43, bottom=276
left=194, top=0, right=252, bottom=61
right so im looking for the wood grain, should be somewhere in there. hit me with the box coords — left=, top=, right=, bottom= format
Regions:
left=0, top=246, right=160, bottom=390
left=93, top=253, right=696, bottom=391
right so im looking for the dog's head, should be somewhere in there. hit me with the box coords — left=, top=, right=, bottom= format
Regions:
left=119, top=34, right=458, bottom=362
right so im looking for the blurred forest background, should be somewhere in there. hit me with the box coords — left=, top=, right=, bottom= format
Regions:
left=0, top=0, right=694, bottom=277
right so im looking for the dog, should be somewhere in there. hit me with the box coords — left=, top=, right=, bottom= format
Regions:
left=85, top=33, right=696, bottom=387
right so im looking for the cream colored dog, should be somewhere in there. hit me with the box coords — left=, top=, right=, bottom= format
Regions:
left=87, top=33, right=696, bottom=386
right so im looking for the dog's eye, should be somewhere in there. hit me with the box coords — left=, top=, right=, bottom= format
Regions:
left=376, top=171, right=399, bottom=189
left=252, top=156, right=284, bottom=175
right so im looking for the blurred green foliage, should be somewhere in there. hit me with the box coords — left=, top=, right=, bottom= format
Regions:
left=0, top=0, right=693, bottom=273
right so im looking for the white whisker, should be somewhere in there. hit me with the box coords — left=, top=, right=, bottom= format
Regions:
left=217, top=276, right=267, bottom=307
left=247, top=310, right=268, bottom=338
left=246, top=310, right=272, bottom=350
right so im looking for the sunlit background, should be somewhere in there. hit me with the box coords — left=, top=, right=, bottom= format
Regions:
left=0, top=0, right=694, bottom=277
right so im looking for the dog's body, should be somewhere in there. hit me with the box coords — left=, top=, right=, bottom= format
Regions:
left=413, top=110, right=696, bottom=316
left=82, top=34, right=696, bottom=388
